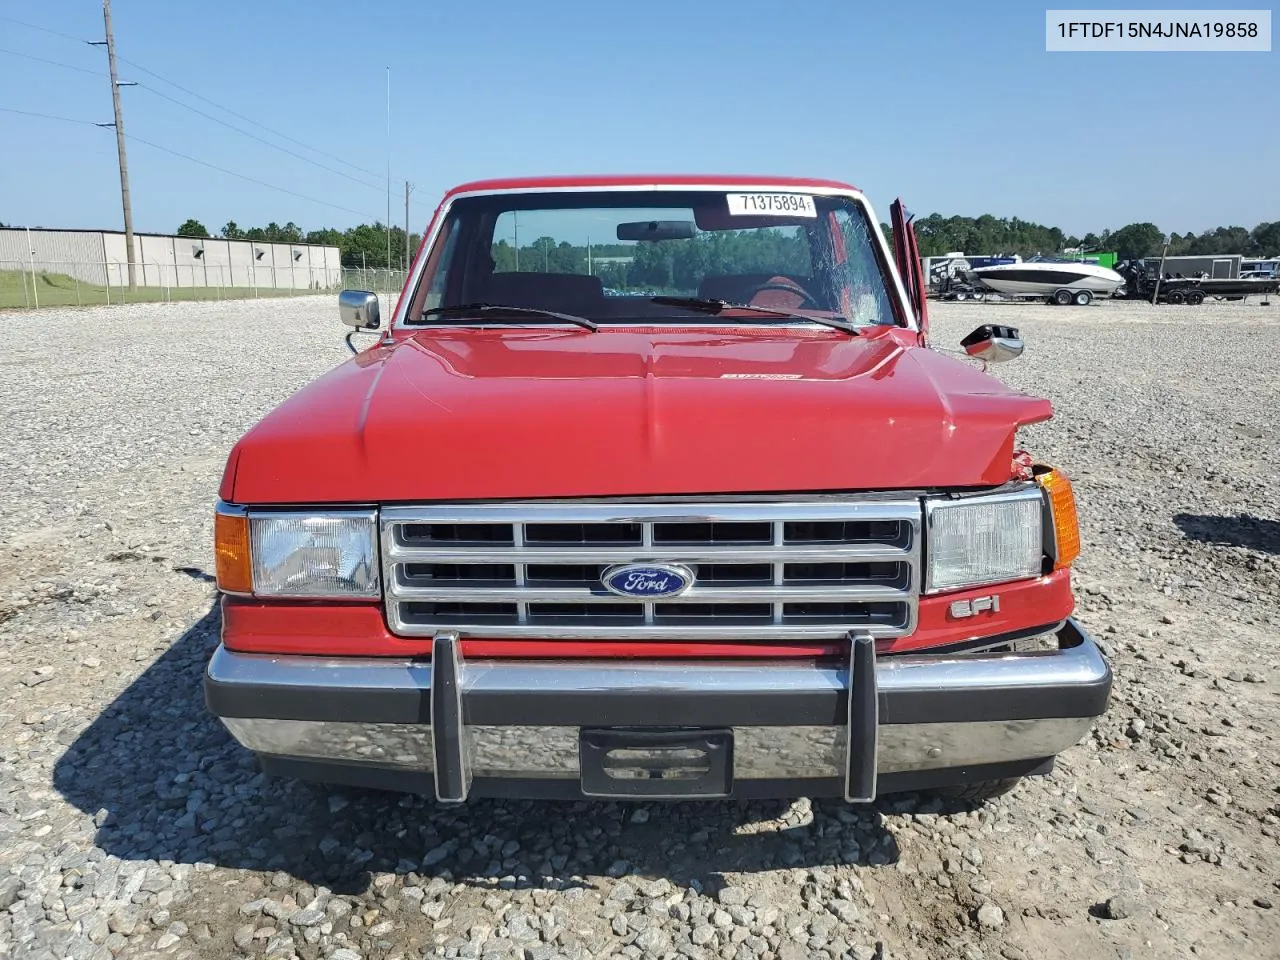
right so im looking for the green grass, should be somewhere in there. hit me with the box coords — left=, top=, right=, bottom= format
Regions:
left=0, top=270, right=326, bottom=310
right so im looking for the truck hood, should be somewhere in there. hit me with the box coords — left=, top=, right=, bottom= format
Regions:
left=222, top=325, right=1052, bottom=503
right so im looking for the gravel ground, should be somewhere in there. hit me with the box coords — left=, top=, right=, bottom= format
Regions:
left=1, top=295, right=1278, bottom=960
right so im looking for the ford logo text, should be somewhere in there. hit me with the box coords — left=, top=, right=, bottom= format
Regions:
left=600, top=563, right=694, bottom=599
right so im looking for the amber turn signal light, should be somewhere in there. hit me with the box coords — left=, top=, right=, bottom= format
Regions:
left=1037, top=468, right=1080, bottom=569
left=214, top=508, right=253, bottom=594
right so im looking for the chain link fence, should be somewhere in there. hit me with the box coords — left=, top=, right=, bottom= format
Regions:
left=0, top=260, right=409, bottom=310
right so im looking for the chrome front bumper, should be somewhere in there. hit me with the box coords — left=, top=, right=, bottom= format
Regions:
left=205, top=620, right=1111, bottom=802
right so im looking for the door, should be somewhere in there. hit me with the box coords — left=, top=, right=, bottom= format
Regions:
left=890, top=199, right=929, bottom=342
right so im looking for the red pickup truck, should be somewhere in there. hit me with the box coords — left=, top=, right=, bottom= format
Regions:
left=205, top=175, right=1110, bottom=804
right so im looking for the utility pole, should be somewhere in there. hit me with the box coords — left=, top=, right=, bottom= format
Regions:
left=385, top=67, right=391, bottom=275
left=93, top=0, right=136, bottom=290
left=404, top=181, right=413, bottom=269
left=1152, top=238, right=1171, bottom=306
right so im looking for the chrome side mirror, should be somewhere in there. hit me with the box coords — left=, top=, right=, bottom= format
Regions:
left=961, top=324, right=1023, bottom=363
left=339, top=290, right=381, bottom=330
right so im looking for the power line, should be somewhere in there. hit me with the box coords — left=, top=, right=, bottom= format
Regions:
left=0, top=14, right=90, bottom=45
left=0, top=47, right=103, bottom=78
left=134, top=83, right=385, bottom=192
left=1, top=43, right=385, bottom=196
left=114, top=55, right=386, bottom=182
left=0, top=12, right=388, bottom=183
left=0, top=106, right=98, bottom=125
left=123, top=132, right=376, bottom=219
left=1, top=106, right=376, bottom=220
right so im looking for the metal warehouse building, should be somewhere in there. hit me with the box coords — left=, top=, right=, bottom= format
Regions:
left=0, top=227, right=342, bottom=291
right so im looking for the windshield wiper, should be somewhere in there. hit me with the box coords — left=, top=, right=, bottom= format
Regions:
left=420, top=302, right=598, bottom=332
left=651, top=296, right=861, bottom=335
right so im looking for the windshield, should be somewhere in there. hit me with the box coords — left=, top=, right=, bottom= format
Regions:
left=404, top=189, right=903, bottom=328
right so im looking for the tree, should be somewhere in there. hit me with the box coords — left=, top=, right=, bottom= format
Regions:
left=1251, top=221, right=1280, bottom=257
left=1166, top=231, right=1194, bottom=256
left=1106, top=222, right=1165, bottom=261
left=277, top=221, right=304, bottom=243
left=249, top=221, right=306, bottom=243
left=492, top=238, right=516, bottom=272
left=909, top=211, right=1074, bottom=258
left=180, top=212, right=1280, bottom=273
left=342, top=222, right=391, bottom=266
left=176, top=218, right=209, bottom=238
left=305, top=228, right=344, bottom=248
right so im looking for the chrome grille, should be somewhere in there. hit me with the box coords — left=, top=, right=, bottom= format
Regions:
left=381, top=499, right=921, bottom=640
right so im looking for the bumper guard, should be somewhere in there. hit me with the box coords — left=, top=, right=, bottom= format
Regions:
left=205, top=620, right=1111, bottom=802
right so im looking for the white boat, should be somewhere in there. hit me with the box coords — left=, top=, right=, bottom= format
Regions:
left=967, top=258, right=1125, bottom=305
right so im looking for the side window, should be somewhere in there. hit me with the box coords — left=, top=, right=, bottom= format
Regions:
left=421, top=219, right=461, bottom=311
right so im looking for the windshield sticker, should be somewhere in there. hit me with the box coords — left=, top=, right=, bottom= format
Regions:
left=726, top=193, right=817, bottom=218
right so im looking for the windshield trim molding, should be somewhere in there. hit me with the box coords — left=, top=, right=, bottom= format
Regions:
left=390, top=183, right=918, bottom=335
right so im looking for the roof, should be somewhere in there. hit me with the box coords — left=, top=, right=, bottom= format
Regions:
left=445, top=174, right=860, bottom=196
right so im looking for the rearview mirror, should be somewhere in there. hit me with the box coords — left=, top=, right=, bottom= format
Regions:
left=339, top=290, right=381, bottom=330
left=961, top=324, right=1023, bottom=363
left=616, top=220, right=696, bottom=242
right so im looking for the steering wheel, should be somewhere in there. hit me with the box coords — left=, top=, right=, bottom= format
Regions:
left=745, top=278, right=820, bottom=310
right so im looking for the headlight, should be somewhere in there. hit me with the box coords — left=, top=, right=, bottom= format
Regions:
left=215, top=503, right=380, bottom=598
left=925, top=488, right=1043, bottom=594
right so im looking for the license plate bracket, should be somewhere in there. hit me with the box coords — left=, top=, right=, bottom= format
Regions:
left=579, top=728, right=733, bottom=799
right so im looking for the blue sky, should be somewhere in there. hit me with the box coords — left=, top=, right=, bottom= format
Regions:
left=0, top=0, right=1274, bottom=238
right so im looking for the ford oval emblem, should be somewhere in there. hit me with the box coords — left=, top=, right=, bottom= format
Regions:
left=601, top=563, right=694, bottom=599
